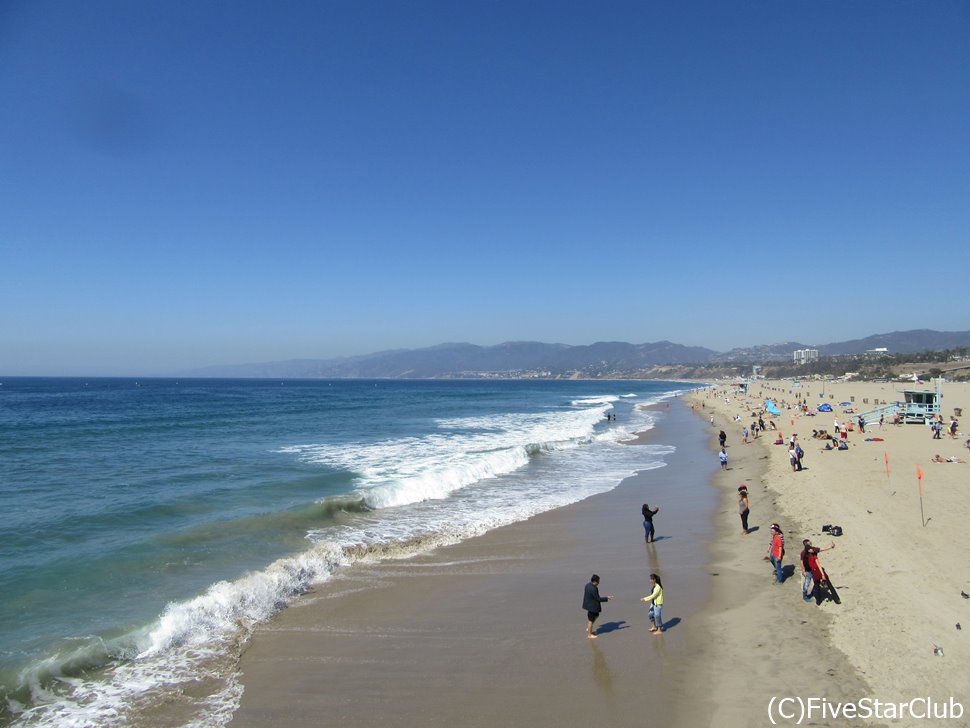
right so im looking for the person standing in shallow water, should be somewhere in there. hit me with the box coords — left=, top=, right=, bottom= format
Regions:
left=641, top=502, right=660, bottom=543
left=583, top=574, right=614, bottom=639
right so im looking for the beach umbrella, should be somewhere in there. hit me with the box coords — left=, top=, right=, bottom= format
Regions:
left=839, top=401, right=851, bottom=406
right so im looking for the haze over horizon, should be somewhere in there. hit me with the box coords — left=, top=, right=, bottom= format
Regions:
left=3, top=1, right=968, bottom=376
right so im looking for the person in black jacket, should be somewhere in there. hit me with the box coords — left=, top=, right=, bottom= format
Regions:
left=583, top=574, right=614, bottom=639
left=641, top=503, right=660, bottom=543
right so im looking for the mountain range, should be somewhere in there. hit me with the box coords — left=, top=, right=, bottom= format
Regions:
left=177, top=329, right=970, bottom=379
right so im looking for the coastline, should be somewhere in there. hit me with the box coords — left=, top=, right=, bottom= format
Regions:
left=231, top=399, right=718, bottom=727
left=230, top=380, right=970, bottom=726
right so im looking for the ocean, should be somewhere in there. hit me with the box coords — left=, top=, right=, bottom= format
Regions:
left=0, top=377, right=695, bottom=726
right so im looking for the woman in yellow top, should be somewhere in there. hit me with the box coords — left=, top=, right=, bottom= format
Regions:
left=640, top=573, right=664, bottom=634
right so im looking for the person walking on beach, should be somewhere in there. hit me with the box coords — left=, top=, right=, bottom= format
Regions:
left=583, top=574, right=614, bottom=639
left=765, top=523, right=785, bottom=583
left=719, top=448, right=728, bottom=470
left=641, top=503, right=660, bottom=543
left=718, top=430, right=727, bottom=448
left=640, top=573, right=664, bottom=634
left=738, top=485, right=750, bottom=535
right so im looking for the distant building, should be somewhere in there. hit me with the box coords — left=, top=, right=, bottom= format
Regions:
left=793, top=349, right=818, bottom=365
left=865, top=347, right=890, bottom=357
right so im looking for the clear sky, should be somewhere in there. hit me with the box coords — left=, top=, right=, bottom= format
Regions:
left=2, top=1, right=968, bottom=375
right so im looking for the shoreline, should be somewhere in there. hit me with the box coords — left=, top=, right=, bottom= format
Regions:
left=230, top=398, right=719, bottom=727
left=229, top=381, right=970, bottom=726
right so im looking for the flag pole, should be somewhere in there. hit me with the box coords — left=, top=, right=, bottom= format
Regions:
left=884, top=451, right=891, bottom=495
left=917, top=465, right=925, bottom=527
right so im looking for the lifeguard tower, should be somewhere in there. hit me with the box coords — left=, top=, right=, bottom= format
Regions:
left=859, top=378, right=943, bottom=424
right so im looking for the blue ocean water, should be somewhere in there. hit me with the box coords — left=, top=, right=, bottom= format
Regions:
left=0, top=377, right=693, bottom=726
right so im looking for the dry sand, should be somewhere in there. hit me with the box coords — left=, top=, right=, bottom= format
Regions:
left=232, top=380, right=970, bottom=727
left=687, top=378, right=970, bottom=726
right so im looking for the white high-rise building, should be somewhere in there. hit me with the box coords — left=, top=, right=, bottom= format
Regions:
left=793, top=349, right=818, bottom=365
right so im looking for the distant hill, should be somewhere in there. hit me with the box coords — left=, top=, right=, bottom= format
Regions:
left=177, top=329, right=970, bottom=379
left=721, top=329, right=970, bottom=362
left=179, top=340, right=718, bottom=378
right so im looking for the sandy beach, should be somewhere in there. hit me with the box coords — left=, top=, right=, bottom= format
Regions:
left=231, top=380, right=970, bottom=727
left=688, top=378, right=970, bottom=726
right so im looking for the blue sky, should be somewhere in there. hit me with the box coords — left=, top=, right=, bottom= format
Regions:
left=2, top=1, right=968, bottom=375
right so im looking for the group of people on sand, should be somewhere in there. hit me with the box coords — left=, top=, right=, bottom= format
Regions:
left=583, top=572, right=664, bottom=639
left=581, top=502, right=666, bottom=639
left=931, top=415, right=960, bottom=440
left=759, top=519, right=839, bottom=604
left=734, top=447, right=839, bottom=604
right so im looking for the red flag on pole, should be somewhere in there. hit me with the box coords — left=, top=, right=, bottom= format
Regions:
left=884, top=452, right=890, bottom=476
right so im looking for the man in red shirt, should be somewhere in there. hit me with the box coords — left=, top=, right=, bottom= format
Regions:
left=765, top=523, right=785, bottom=583
left=800, top=539, right=835, bottom=601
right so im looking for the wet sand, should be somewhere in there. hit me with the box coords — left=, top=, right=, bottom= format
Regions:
left=232, top=401, right=718, bottom=727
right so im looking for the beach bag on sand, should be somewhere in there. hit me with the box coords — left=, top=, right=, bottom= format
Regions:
left=817, top=571, right=842, bottom=605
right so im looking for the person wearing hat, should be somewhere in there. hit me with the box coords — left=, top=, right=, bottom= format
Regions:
left=765, top=523, right=785, bottom=583
left=737, top=485, right=750, bottom=535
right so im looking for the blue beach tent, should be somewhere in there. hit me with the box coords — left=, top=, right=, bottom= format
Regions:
left=764, top=400, right=781, bottom=416
left=817, top=403, right=833, bottom=412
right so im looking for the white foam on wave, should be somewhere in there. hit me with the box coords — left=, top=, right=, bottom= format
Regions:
left=11, top=542, right=351, bottom=727
left=11, top=389, right=680, bottom=727
left=282, top=398, right=616, bottom=510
